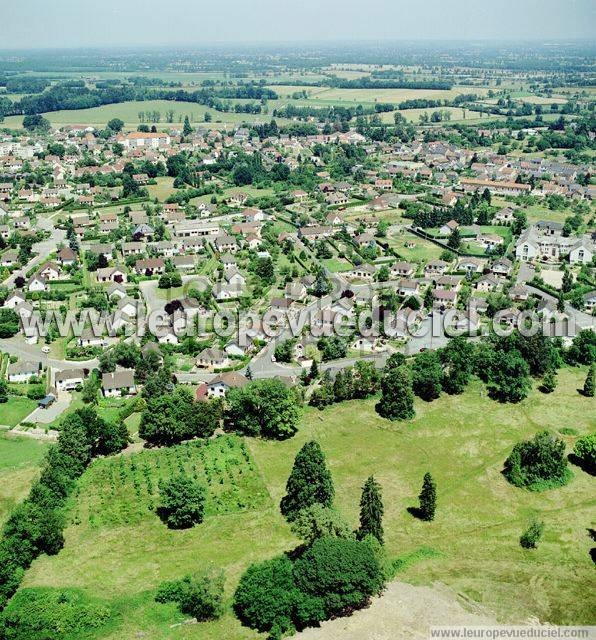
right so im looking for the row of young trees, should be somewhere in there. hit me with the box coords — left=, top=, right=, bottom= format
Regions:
left=375, top=330, right=596, bottom=422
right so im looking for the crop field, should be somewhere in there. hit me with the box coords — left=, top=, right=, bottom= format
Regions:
left=17, top=367, right=595, bottom=639
left=71, top=435, right=270, bottom=529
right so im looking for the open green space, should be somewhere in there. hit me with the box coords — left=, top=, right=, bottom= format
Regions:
left=17, top=367, right=594, bottom=639
left=0, top=433, right=48, bottom=527
left=0, top=395, right=37, bottom=427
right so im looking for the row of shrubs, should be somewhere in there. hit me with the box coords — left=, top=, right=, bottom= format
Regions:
left=0, top=407, right=129, bottom=614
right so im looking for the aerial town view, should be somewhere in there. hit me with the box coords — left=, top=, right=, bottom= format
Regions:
left=0, top=1, right=594, bottom=639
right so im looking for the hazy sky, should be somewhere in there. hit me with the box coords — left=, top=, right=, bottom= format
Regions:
left=1, top=0, right=595, bottom=49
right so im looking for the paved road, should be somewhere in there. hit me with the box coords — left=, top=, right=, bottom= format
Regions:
left=524, top=284, right=595, bottom=331
left=3, top=215, right=66, bottom=287
left=1, top=336, right=98, bottom=370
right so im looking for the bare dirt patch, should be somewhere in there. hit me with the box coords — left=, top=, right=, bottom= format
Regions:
left=295, top=580, right=503, bottom=640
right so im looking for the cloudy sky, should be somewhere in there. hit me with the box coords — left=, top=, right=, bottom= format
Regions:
left=1, top=0, right=595, bottom=49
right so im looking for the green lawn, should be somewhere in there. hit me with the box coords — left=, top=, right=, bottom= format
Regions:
left=0, top=433, right=48, bottom=526
left=388, top=230, right=445, bottom=262
left=1, top=100, right=294, bottom=131
left=17, top=366, right=595, bottom=638
left=321, top=257, right=353, bottom=272
left=146, top=177, right=177, bottom=202
left=0, top=395, right=37, bottom=427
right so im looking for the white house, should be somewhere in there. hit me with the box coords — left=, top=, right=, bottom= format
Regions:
left=101, top=369, right=137, bottom=397
left=54, top=368, right=85, bottom=391
left=7, top=361, right=39, bottom=383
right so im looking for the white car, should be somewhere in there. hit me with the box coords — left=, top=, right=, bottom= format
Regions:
left=41, top=346, right=51, bottom=354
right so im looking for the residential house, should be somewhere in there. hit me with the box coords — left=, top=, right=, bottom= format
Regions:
left=101, top=369, right=137, bottom=397
left=54, top=368, right=85, bottom=391
left=7, top=361, right=39, bottom=383
left=196, top=348, right=230, bottom=370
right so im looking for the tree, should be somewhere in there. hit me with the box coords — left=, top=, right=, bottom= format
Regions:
left=158, top=474, right=206, bottom=529
left=411, top=350, right=443, bottom=401
left=183, top=115, right=193, bottom=137
left=140, top=388, right=220, bottom=445
left=439, top=337, right=475, bottom=394
left=503, top=431, right=571, bottom=491
left=565, top=329, right=596, bottom=366
left=291, top=504, right=351, bottom=545
left=487, top=349, right=531, bottom=403
left=293, top=536, right=385, bottom=619
left=81, top=373, right=100, bottom=404
left=107, top=118, right=124, bottom=133
left=23, top=114, right=50, bottom=132
left=234, top=555, right=302, bottom=637
left=447, top=227, right=461, bottom=250
left=57, top=414, right=92, bottom=477
left=0, top=379, right=8, bottom=404
left=572, top=433, right=595, bottom=474
left=156, top=568, right=224, bottom=621
left=417, top=472, right=436, bottom=521
left=280, top=441, right=334, bottom=522
left=520, top=520, right=544, bottom=549
left=254, top=256, right=275, bottom=284
left=317, top=335, right=347, bottom=362
left=357, top=476, right=384, bottom=544
left=312, top=269, right=331, bottom=297
left=540, top=369, right=557, bottom=394
left=274, top=339, right=295, bottom=363
left=225, top=379, right=299, bottom=440
left=0, top=308, right=20, bottom=338
left=423, top=286, right=433, bottom=310
left=583, top=363, right=595, bottom=398
left=376, top=365, right=415, bottom=421
left=562, top=268, right=573, bottom=293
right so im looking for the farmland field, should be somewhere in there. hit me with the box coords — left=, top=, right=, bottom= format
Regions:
left=19, top=367, right=595, bottom=639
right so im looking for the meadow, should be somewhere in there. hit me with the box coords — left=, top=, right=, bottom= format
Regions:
left=1, top=100, right=292, bottom=130
left=16, top=366, right=595, bottom=639
left=0, top=433, right=48, bottom=526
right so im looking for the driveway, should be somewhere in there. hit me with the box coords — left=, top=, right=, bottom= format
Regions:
left=21, top=391, right=71, bottom=425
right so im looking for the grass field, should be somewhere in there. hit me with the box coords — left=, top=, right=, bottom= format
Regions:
left=18, top=366, right=595, bottom=639
left=1, top=100, right=292, bottom=130
left=0, top=395, right=37, bottom=427
left=388, top=229, right=445, bottom=262
left=0, top=433, right=48, bottom=526
left=146, top=177, right=177, bottom=202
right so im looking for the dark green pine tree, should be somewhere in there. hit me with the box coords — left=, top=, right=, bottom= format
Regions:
left=418, top=472, right=436, bottom=521
left=583, top=363, right=595, bottom=398
left=540, top=369, right=557, bottom=394
left=376, top=365, right=415, bottom=421
left=183, top=115, right=193, bottom=137
left=280, top=441, right=334, bottom=522
left=357, top=476, right=384, bottom=544
left=309, top=358, right=319, bottom=380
